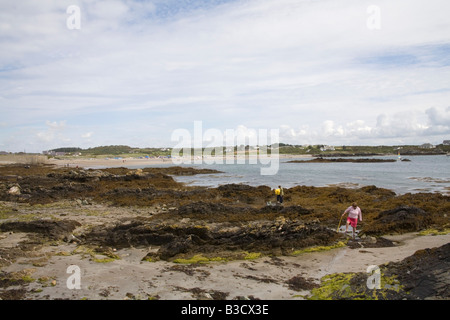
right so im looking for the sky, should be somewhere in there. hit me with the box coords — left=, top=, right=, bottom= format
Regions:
left=1, top=0, right=450, bottom=153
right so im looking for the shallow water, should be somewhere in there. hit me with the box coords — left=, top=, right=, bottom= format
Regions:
left=129, top=155, right=450, bottom=195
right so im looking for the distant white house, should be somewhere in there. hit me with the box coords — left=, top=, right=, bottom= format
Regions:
left=42, top=150, right=66, bottom=156
left=419, top=143, right=435, bottom=149
left=320, top=145, right=335, bottom=151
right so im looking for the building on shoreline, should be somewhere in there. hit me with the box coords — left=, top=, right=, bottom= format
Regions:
left=420, top=143, right=435, bottom=149
left=42, top=150, right=66, bottom=156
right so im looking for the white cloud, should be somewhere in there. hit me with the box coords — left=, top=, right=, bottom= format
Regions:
left=45, top=120, right=67, bottom=130
left=36, top=131, right=54, bottom=143
left=426, top=106, right=450, bottom=126
left=424, top=106, right=450, bottom=135
left=278, top=106, right=450, bottom=146
left=81, top=132, right=93, bottom=139
left=1, top=0, right=450, bottom=152
left=35, top=120, right=70, bottom=147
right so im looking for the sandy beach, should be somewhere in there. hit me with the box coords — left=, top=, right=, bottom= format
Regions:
left=1, top=222, right=448, bottom=300
left=48, top=157, right=174, bottom=168
left=45, top=154, right=310, bottom=169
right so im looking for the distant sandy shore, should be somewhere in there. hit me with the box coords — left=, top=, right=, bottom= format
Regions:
left=47, top=154, right=312, bottom=169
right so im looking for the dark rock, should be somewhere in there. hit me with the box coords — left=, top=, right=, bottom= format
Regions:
left=177, top=201, right=239, bottom=216
left=365, top=206, right=433, bottom=235
left=158, top=237, right=193, bottom=260
left=0, top=220, right=81, bottom=240
left=385, top=243, right=450, bottom=299
left=286, top=275, right=319, bottom=291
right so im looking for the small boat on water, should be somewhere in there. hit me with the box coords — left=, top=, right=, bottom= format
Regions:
left=397, top=151, right=411, bottom=161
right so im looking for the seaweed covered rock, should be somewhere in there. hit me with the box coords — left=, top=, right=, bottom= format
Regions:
left=286, top=275, right=319, bottom=291
left=360, top=185, right=396, bottom=198
left=364, top=206, right=434, bottom=235
left=308, top=243, right=450, bottom=300
left=81, top=217, right=342, bottom=260
left=47, top=169, right=114, bottom=182
left=0, top=220, right=81, bottom=240
left=384, top=243, right=450, bottom=299
left=158, top=237, right=194, bottom=260
left=217, top=184, right=272, bottom=204
left=82, top=221, right=177, bottom=248
left=258, top=205, right=312, bottom=216
left=177, top=201, right=242, bottom=216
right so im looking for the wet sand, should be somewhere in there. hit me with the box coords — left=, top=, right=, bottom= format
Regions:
left=1, top=226, right=448, bottom=300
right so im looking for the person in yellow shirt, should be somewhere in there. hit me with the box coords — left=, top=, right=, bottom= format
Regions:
left=275, top=185, right=284, bottom=204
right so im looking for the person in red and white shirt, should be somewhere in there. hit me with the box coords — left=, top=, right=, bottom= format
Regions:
left=341, top=202, right=362, bottom=239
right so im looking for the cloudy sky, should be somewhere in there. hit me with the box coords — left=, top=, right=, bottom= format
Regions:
left=1, top=0, right=450, bottom=152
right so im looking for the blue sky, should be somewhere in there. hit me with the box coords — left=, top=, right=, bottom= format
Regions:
left=1, top=0, right=450, bottom=152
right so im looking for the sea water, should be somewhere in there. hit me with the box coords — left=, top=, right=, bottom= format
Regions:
left=130, top=155, right=450, bottom=195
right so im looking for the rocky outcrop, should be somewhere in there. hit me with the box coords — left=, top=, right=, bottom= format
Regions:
left=309, top=243, right=450, bottom=300
left=81, top=216, right=341, bottom=261
left=385, top=243, right=450, bottom=299
left=364, top=206, right=434, bottom=235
